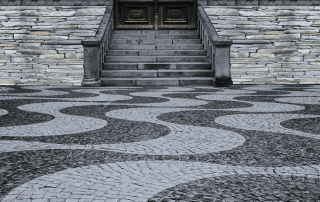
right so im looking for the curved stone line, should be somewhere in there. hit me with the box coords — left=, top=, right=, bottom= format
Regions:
left=0, top=109, right=8, bottom=116
left=124, top=91, right=208, bottom=107
left=0, top=86, right=70, bottom=97
left=64, top=89, right=133, bottom=102
left=0, top=102, right=109, bottom=137
left=153, top=87, right=196, bottom=92
left=100, top=107, right=245, bottom=155
left=0, top=140, right=98, bottom=153
left=242, top=85, right=286, bottom=91
left=196, top=94, right=305, bottom=112
left=0, top=93, right=132, bottom=102
left=3, top=161, right=320, bottom=202
left=215, top=113, right=320, bottom=139
left=275, top=97, right=320, bottom=105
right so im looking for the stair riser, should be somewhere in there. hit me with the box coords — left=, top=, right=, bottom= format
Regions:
left=103, top=63, right=138, bottom=70
left=107, top=50, right=206, bottom=56
left=109, top=44, right=156, bottom=50
left=105, top=56, right=209, bottom=63
left=158, top=72, right=213, bottom=77
left=107, top=50, right=138, bottom=56
left=101, top=71, right=158, bottom=78
left=112, top=35, right=199, bottom=39
left=156, top=57, right=209, bottom=63
left=109, top=44, right=203, bottom=50
left=180, top=79, right=214, bottom=85
left=113, top=30, right=198, bottom=35
left=101, top=71, right=212, bottom=78
left=100, top=78, right=213, bottom=86
left=103, top=63, right=211, bottom=70
left=110, top=39, right=201, bottom=45
left=157, top=44, right=203, bottom=50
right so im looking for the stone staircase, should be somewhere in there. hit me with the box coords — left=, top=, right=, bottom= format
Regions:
left=101, top=30, right=214, bottom=86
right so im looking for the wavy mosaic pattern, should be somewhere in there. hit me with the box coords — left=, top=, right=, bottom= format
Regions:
left=0, top=85, right=320, bottom=201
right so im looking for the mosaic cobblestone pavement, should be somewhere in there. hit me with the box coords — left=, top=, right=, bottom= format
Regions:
left=0, top=84, right=320, bottom=202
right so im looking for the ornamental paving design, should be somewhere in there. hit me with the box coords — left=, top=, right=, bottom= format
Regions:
left=0, top=85, right=320, bottom=202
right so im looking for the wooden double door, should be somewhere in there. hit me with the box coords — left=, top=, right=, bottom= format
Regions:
left=114, top=0, right=197, bottom=29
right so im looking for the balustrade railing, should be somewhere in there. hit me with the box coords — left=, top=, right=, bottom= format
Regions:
left=81, top=6, right=114, bottom=87
left=197, top=6, right=233, bottom=86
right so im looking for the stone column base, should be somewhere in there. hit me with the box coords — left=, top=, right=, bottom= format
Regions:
left=81, top=78, right=101, bottom=87
left=214, top=77, right=233, bottom=87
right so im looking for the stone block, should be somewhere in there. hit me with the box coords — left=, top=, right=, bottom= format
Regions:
left=250, top=53, right=276, bottom=58
left=246, top=34, right=300, bottom=40
left=14, top=34, right=68, bottom=40
left=58, top=20, right=101, bottom=25
left=305, top=71, right=320, bottom=76
left=75, top=7, right=106, bottom=16
left=239, top=11, right=278, bottom=16
left=19, top=43, right=42, bottom=47
left=5, top=50, right=17, bottom=54
left=265, top=31, right=285, bottom=35
left=2, top=22, right=36, bottom=26
left=10, top=57, right=33, bottom=63
left=65, top=52, right=84, bottom=59
left=39, top=54, right=64, bottom=59
left=38, top=10, right=76, bottom=17
left=30, top=31, right=50, bottom=35
left=230, top=52, right=249, bottom=57
left=205, top=8, right=239, bottom=16
left=78, top=25, right=100, bottom=29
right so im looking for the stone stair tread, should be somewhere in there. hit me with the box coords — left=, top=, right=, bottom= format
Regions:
left=103, top=69, right=211, bottom=72
left=113, top=30, right=198, bottom=34
left=101, top=77, right=213, bottom=80
left=111, top=34, right=199, bottom=39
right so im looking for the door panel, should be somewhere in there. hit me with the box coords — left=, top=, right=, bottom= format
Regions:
left=114, top=0, right=197, bottom=29
left=115, top=2, right=154, bottom=29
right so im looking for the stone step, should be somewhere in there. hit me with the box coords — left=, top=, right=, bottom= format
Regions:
left=110, top=39, right=202, bottom=45
left=105, top=56, right=209, bottom=63
left=111, top=34, right=199, bottom=39
left=100, top=70, right=213, bottom=77
left=108, top=44, right=203, bottom=50
left=106, top=50, right=206, bottom=56
left=113, top=29, right=198, bottom=35
left=103, top=62, right=211, bottom=70
left=100, top=77, right=214, bottom=86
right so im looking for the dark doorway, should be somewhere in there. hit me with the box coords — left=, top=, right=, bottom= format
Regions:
left=114, top=0, right=197, bottom=29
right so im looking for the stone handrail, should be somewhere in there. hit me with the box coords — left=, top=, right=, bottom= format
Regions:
left=197, top=6, right=233, bottom=86
left=81, top=6, right=114, bottom=87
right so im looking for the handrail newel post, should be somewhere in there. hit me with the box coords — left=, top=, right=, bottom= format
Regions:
left=197, top=5, right=233, bottom=87
left=82, top=44, right=102, bottom=87
left=81, top=6, right=114, bottom=87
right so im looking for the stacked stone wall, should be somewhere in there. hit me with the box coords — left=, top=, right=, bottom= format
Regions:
left=205, top=6, right=320, bottom=84
left=0, top=6, right=106, bottom=85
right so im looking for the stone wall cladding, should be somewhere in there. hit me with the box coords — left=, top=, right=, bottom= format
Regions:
left=0, top=6, right=106, bottom=85
left=204, top=6, right=320, bottom=84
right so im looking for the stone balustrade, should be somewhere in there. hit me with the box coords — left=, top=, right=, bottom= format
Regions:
left=204, top=6, right=320, bottom=84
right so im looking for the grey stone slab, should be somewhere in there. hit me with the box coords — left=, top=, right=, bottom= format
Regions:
left=101, top=70, right=157, bottom=78
left=107, top=50, right=139, bottom=56
left=110, top=39, right=139, bottom=45
left=100, top=78, right=136, bottom=86
left=103, top=63, right=138, bottom=70
left=156, top=56, right=209, bottom=63
left=109, top=44, right=156, bottom=50
left=139, top=50, right=174, bottom=56
left=105, top=56, right=157, bottom=63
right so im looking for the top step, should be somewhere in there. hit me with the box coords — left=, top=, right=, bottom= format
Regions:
left=113, top=30, right=198, bottom=35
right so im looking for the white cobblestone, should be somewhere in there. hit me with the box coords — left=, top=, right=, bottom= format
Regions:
left=3, top=161, right=320, bottom=202
left=215, top=113, right=320, bottom=139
